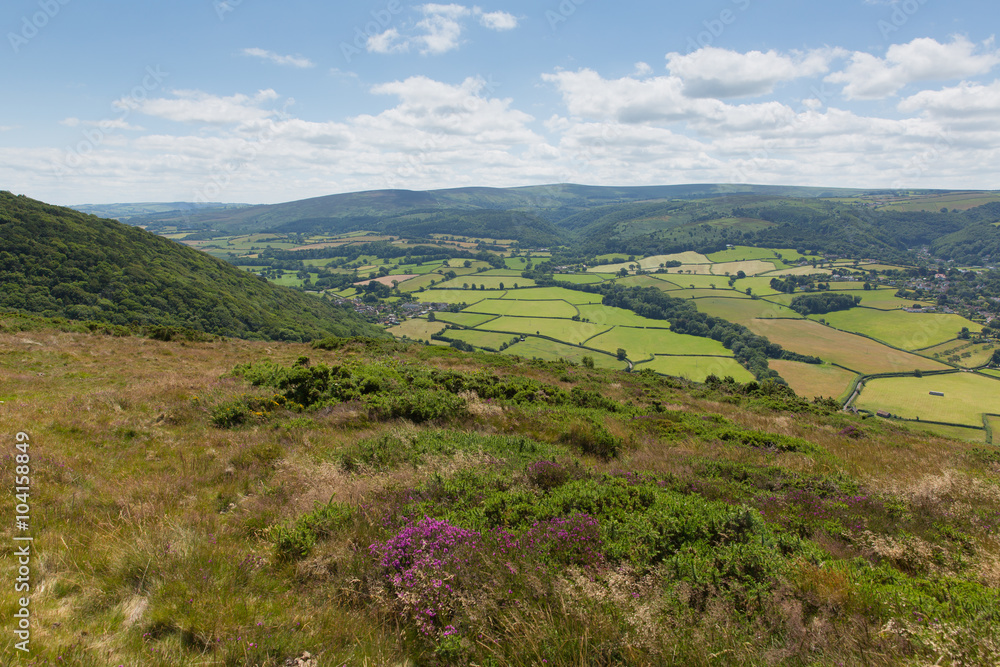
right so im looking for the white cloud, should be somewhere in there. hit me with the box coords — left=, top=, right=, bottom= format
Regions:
left=899, top=80, right=1000, bottom=118
left=477, top=10, right=518, bottom=31
left=542, top=68, right=723, bottom=123
left=120, top=89, right=281, bottom=125
left=241, top=47, right=315, bottom=69
left=633, top=62, right=653, bottom=77
left=665, top=47, right=839, bottom=98
left=367, top=4, right=518, bottom=56
left=827, top=36, right=1000, bottom=99
left=414, top=6, right=469, bottom=55
left=60, top=117, right=143, bottom=130
left=367, top=28, right=410, bottom=54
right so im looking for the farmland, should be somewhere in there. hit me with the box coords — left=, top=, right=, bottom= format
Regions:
left=768, top=360, right=859, bottom=401
left=636, top=356, right=755, bottom=383
left=745, top=319, right=951, bottom=374
left=855, top=373, right=1000, bottom=426
left=203, top=228, right=992, bottom=426
left=810, top=309, right=981, bottom=350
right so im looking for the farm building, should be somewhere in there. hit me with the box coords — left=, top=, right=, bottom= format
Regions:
left=929, top=391, right=945, bottom=397
left=876, top=410, right=891, bottom=418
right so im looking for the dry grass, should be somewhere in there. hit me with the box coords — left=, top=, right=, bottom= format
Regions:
left=1, top=321, right=997, bottom=666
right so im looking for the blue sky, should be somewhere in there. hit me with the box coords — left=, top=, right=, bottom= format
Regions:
left=1, top=0, right=998, bottom=204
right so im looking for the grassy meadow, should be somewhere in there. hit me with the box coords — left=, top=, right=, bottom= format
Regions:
left=2, top=317, right=999, bottom=666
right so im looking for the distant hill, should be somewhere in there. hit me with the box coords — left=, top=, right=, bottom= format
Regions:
left=122, top=183, right=871, bottom=239
left=70, top=201, right=249, bottom=222
left=0, top=192, right=384, bottom=341
left=110, top=183, right=1000, bottom=263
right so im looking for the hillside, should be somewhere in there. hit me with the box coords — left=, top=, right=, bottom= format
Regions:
left=0, top=192, right=383, bottom=341
left=1, top=316, right=997, bottom=666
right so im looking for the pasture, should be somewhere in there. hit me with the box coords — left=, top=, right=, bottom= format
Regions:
left=637, top=356, right=754, bottom=383
left=446, top=329, right=521, bottom=350
left=587, top=327, right=731, bottom=361
left=432, top=312, right=498, bottom=328
left=730, top=277, right=782, bottom=296
left=414, top=290, right=490, bottom=305
left=856, top=373, right=1000, bottom=426
left=920, top=340, right=997, bottom=368
left=768, top=289, right=930, bottom=311
left=810, top=309, right=981, bottom=350
left=395, top=274, right=441, bottom=291
left=465, top=299, right=579, bottom=319
left=474, top=316, right=602, bottom=343
left=709, top=260, right=778, bottom=276
left=669, top=288, right=749, bottom=300
left=435, top=276, right=530, bottom=290
left=385, top=318, right=445, bottom=341
left=768, top=360, right=858, bottom=401
left=706, top=246, right=780, bottom=262
left=499, top=287, right=604, bottom=304
left=588, top=252, right=711, bottom=273
left=501, top=338, right=625, bottom=370
left=575, top=304, right=673, bottom=328
left=745, top=319, right=951, bottom=374
left=694, top=298, right=801, bottom=326
left=555, top=273, right=606, bottom=284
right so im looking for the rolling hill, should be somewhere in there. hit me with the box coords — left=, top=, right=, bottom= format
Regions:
left=0, top=191, right=384, bottom=341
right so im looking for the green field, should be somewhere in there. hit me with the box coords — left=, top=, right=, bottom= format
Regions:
left=446, top=328, right=521, bottom=350
left=811, top=309, right=981, bottom=350
left=587, top=327, right=731, bottom=361
left=436, top=276, right=530, bottom=290
left=589, top=252, right=712, bottom=273
left=856, top=373, right=1000, bottom=426
left=479, top=269, right=526, bottom=277
left=907, top=422, right=987, bottom=442
left=637, top=356, right=754, bottom=383
left=575, top=304, right=672, bottom=328
left=746, top=319, right=951, bottom=374
left=709, top=260, right=778, bottom=276
left=695, top=298, right=802, bottom=326
left=499, top=287, right=604, bottom=304
left=554, top=273, right=605, bottom=284
left=731, top=277, right=783, bottom=296
left=615, top=275, right=682, bottom=290
left=465, top=299, right=579, bottom=319
left=769, top=360, right=858, bottom=401
left=920, top=340, right=996, bottom=368
left=475, top=316, right=605, bottom=344
left=671, top=288, right=751, bottom=300
left=768, top=289, right=931, bottom=311
left=396, top=274, right=442, bottom=292
left=415, top=290, right=491, bottom=305
left=386, top=318, right=445, bottom=341
left=663, top=274, right=735, bottom=290
left=433, top=311, right=498, bottom=328
left=501, top=338, right=626, bottom=370
left=761, top=265, right=834, bottom=277
left=706, top=246, right=780, bottom=262
left=980, top=369, right=1000, bottom=380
